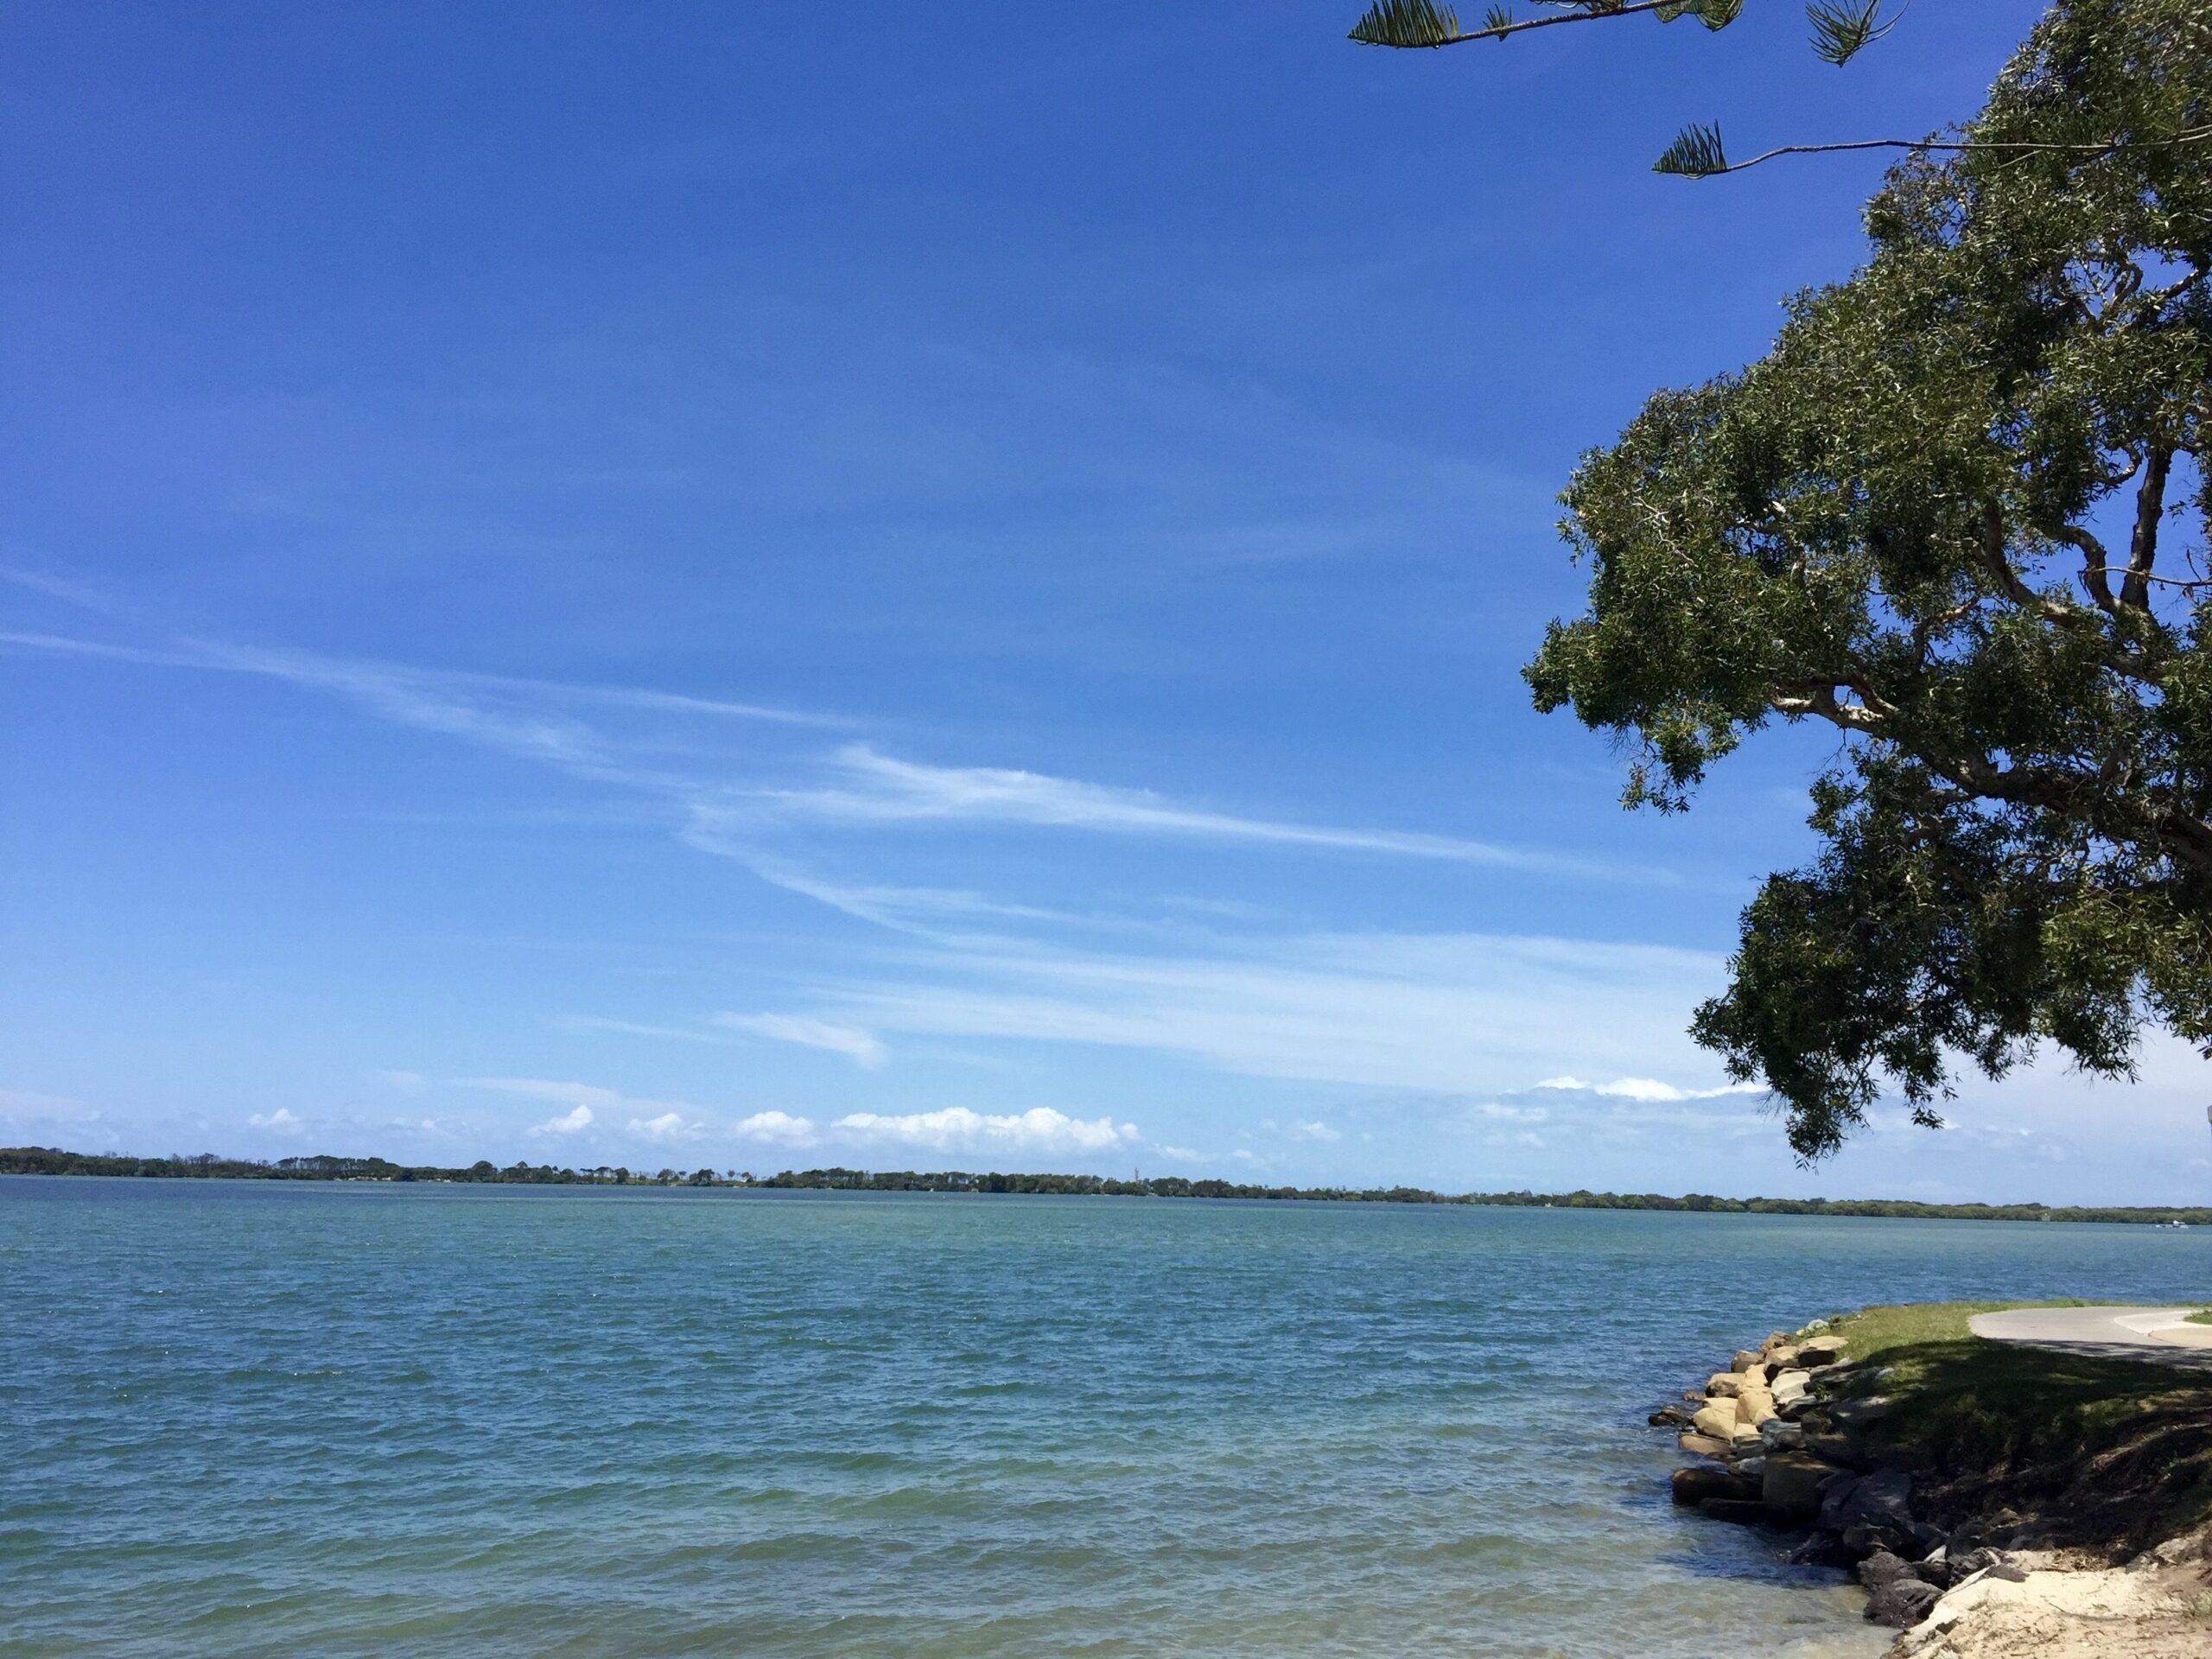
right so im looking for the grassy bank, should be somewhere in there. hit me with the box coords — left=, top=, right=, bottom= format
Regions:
left=1822, top=1301, right=2212, bottom=1555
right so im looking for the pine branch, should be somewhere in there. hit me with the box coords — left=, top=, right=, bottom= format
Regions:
left=1657, top=122, right=2212, bottom=178
left=1349, top=0, right=1733, bottom=48
left=1806, top=1, right=1899, bottom=67
left=1654, top=122, right=1729, bottom=178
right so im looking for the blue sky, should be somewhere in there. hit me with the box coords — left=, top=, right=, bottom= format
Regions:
left=7, top=1, right=2202, bottom=1202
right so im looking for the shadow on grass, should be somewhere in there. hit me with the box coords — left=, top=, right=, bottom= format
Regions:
left=1859, top=1338, right=2212, bottom=1554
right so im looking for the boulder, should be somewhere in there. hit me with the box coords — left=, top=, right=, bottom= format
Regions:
left=1819, top=1468, right=1917, bottom=1554
left=1678, top=1432, right=1731, bottom=1459
left=1787, top=1532, right=1853, bottom=1568
left=1758, top=1417, right=1805, bottom=1452
left=1830, top=1395, right=1895, bottom=1435
left=1802, top=1431, right=1859, bottom=1465
left=1649, top=1402, right=1699, bottom=1427
left=1760, top=1452, right=1834, bottom=1519
left=1948, top=1547, right=2000, bottom=1581
left=1769, top=1368, right=1812, bottom=1403
left=1672, top=1465, right=1751, bottom=1507
left=1766, top=1344, right=1801, bottom=1368
left=1761, top=1331, right=1791, bottom=1353
left=1864, top=1577, right=1941, bottom=1628
left=1699, top=1497, right=1770, bottom=1526
left=1797, top=1334, right=1847, bottom=1367
left=1732, top=1350, right=1764, bottom=1373
left=1735, top=1386, right=1777, bottom=1427
left=1706, top=1371, right=1745, bottom=1398
left=1692, top=1399, right=1740, bottom=1440
left=1856, top=1549, right=1917, bottom=1590
left=1732, top=1455, right=1767, bottom=1481
left=1727, top=1422, right=1766, bottom=1452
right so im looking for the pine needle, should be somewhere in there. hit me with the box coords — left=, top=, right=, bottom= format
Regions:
left=1348, top=0, right=1465, bottom=48
left=1654, top=121, right=1729, bottom=178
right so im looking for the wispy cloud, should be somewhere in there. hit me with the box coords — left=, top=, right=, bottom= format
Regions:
left=731, top=744, right=1623, bottom=879
left=804, top=932, right=1732, bottom=1096
left=249, top=1107, right=306, bottom=1134
left=0, top=628, right=841, bottom=730
left=834, top=1105, right=1136, bottom=1154
left=715, top=1012, right=887, bottom=1069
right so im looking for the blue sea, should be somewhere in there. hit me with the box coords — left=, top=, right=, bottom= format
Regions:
left=6, top=1179, right=2209, bottom=1657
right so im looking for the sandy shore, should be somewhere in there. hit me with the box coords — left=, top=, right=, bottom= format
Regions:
left=1890, top=1534, right=2211, bottom=1656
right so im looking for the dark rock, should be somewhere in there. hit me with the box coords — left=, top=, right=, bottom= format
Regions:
left=1671, top=1465, right=1753, bottom=1507
left=1865, top=1577, right=1942, bottom=1628
left=1819, top=1468, right=1916, bottom=1553
left=1802, top=1432, right=1861, bottom=1465
left=1787, top=1531, right=1853, bottom=1568
left=1948, top=1547, right=2000, bottom=1581
left=1855, top=1549, right=1916, bottom=1590
left=1760, top=1452, right=1834, bottom=1520
left=1698, top=1497, right=1771, bottom=1526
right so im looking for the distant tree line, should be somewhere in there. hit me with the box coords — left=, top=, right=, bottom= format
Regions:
left=7, top=1145, right=2209, bottom=1225
left=0, top=1147, right=729, bottom=1186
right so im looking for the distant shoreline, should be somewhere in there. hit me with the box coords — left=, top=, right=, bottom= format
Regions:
left=5, top=1146, right=2209, bottom=1225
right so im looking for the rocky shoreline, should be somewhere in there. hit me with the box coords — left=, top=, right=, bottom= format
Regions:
left=1657, top=1319, right=2212, bottom=1656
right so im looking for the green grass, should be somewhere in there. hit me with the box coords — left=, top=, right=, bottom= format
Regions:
left=2186, top=1308, right=2212, bottom=1327
left=1804, top=1301, right=2212, bottom=1554
left=1819, top=1300, right=2094, bottom=1368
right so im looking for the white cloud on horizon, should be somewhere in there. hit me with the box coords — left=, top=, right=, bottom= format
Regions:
left=1534, top=1075, right=1766, bottom=1103
left=833, top=1105, right=1136, bottom=1154
left=530, top=1103, right=594, bottom=1136
left=733, top=1109, right=818, bottom=1147
left=249, top=1108, right=305, bottom=1134
left=630, top=1110, right=698, bottom=1141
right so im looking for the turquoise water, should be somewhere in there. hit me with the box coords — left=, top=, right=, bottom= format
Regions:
left=6, top=1180, right=2210, bottom=1657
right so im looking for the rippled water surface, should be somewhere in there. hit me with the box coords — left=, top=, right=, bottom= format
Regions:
left=7, top=1179, right=2211, bottom=1656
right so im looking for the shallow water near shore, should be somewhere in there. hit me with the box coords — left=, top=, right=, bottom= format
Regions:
left=6, top=1179, right=2209, bottom=1657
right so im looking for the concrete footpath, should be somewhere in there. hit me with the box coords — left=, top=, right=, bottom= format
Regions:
left=1968, top=1305, right=2212, bottom=1368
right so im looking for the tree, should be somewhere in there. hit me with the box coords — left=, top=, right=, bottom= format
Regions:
left=1523, top=0, right=2212, bottom=1158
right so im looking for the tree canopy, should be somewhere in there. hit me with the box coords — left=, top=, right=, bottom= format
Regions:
left=1524, top=0, right=2212, bottom=1158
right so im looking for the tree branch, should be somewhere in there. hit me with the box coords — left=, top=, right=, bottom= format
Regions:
left=2055, top=524, right=2118, bottom=614
left=1351, top=0, right=1684, bottom=49
left=2122, top=445, right=2173, bottom=612
left=1690, top=123, right=2212, bottom=179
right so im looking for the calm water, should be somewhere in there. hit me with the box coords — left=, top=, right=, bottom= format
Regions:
left=6, top=1181, right=2210, bottom=1657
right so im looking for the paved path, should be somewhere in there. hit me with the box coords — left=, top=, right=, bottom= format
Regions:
left=1969, top=1305, right=2212, bottom=1369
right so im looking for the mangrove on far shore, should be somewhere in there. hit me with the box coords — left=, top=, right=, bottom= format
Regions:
left=3, top=1145, right=2209, bottom=1226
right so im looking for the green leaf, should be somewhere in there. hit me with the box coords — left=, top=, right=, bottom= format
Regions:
left=1807, top=0, right=1897, bottom=67
left=1348, top=0, right=1464, bottom=48
left=1653, top=121, right=1729, bottom=177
